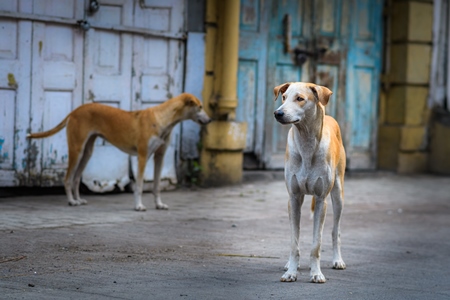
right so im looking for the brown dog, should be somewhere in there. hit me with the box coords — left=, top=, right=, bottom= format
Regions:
left=27, top=93, right=211, bottom=211
left=273, top=82, right=346, bottom=283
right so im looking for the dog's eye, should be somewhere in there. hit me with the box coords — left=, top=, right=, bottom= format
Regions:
left=296, top=97, right=305, bottom=102
left=282, top=95, right=286, bottom=100
left=199, top=105, right=203, bottom=109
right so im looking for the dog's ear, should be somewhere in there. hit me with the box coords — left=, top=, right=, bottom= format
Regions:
left=273, top=82, right=291, bottom=101
left=309, top=85, right=333, bottom=106
left=183, top=93, right=198, bottom=106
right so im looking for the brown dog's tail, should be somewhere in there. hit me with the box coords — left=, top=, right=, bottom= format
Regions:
left=310, top=196, right=316, bottom=219
left=27, top=115, right=69, bottom=139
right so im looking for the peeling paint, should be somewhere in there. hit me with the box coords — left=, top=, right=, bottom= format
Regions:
left=26, top=141, right=39, bottom=170
left=0, top=136, right=4, bottom=163
left=38, top=40, right=43, bottom=56
left=88, top=90, right=95, bottom=101
left=227, top=122, right=247, bottom=141
left=7, top=73, right=18, bottom=89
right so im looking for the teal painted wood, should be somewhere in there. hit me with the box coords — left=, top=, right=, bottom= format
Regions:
left=237, top=0, right=269, bottom=162
left=345, top=0, right=383, bottom=169
left=264, top=0, right=310, bottom=168
left=237, top=0, right=383, bottom=170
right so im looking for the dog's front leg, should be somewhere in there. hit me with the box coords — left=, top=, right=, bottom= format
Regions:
left=134, top=152, right=148, bottom=211
left=153, top=145, right=168, bottom=210
left=310, top=196, right=327, bottom=283
left=281, top=194, right=304, bottom=282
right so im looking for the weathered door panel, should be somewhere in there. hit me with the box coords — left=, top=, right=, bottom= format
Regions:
left=237, top=0, right=268, bottom=160
left=345, top=0, right=383, bottom=169
left=313, top=0, right=349, bottom=128
left=29, top=0, right=84, bottom=186
left=0, top=0, right=187, bottom=189
left=82, top=0, right=133, bottom=192
left=0, top=1, right=32, bottom=186
left=255, top=0, right=382, bottom=170
left=264, top=0, right=312, bottom=169
left=129, top=0, right=185, bottom=189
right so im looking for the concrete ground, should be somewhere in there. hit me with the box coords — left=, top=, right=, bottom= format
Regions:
left=0, top=172, right=449, bottom=300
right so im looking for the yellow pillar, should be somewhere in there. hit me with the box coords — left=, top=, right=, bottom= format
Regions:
left=217, top=0, right=240, bottom=118
left=200, top=0, right=247, bottom=186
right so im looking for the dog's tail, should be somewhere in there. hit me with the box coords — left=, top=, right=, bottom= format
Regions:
left=310, top=196, right=316, bottom=219
left=27, top=115, right=69, bottom=139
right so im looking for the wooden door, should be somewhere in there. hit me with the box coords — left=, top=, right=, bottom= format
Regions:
left=29, top=0, right=84, bottom=186
left=345, top=0, right=383, bottom=169
left=264, top=0, right=313, bottom=169
left=237, top=0, right=269, bottom=166
left=81, top=0, right=133, bottom=192
left=82, top=0, right=185, bottom=192
left=260, top=0, right=382, bottom=169
left=129, top=0, right=185, bottom=191
left=0, top=1, right=32, bottom=186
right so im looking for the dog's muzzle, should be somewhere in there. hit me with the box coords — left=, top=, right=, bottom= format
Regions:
left=197, top=111, right=212, bottom=125
left=274, top=110, right=286, bottom=123
left=274, top=110, right=298, bottom=125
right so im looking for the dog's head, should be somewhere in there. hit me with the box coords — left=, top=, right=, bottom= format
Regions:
left=181, top=93, right=211, bottom=125
left=273, top=82, right=332, bottom=125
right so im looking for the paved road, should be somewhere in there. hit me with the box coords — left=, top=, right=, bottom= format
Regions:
left=1, top=173, right=449, bottom=299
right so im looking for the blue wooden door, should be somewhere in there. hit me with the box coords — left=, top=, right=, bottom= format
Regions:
left=264, top=0, right=313, bottom=168
left=237, top=0, right=269, bottom=167
left=237, top=0, right=383, bottom=170
left=345, top=0, right=383, bottom=169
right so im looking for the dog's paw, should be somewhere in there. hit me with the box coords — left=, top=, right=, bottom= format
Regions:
left=68, top=199, right=87, bottom=206
left=135, top=204, right=147, bottom=212
left=280, top=272, right=297, bottom=282
left=156, top=203, right=169, bottom=210
left=284, top=261, right=300, bottom=271
left=310, top=272, right=326, bottom=283
left=332, top=259, right=346, bottom=270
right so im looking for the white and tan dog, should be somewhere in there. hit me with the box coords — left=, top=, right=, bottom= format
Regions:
left=28, top=93, right=211, bottom=211
left=273, top=82, right=346, bottom=283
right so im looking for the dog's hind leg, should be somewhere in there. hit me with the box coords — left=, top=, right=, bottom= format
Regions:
left=134, top=151, right=148, bottom=211
left=281, top=194, right=304, bottom=282
left=153, top=144, right=168, bottom=210
left=310, top=196, right=327, bottom=283
left=330, top=177, right=346, bottom=270
left=65, top=138, right=85, bottom=206
left=72, top=135, right=97, bottom=204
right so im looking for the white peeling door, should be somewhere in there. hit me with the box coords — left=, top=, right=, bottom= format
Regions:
left=81, top=0, right=133, bottom=192
left=130, top=0, right=185, bottom=190
left=82, top=0, right=186, bottom=192
left=0, top=1, right=32, bottom=186
left=29, top=0, right=84, bottom=186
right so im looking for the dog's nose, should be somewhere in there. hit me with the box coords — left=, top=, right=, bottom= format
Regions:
left=274, top=110, right=284, bottom=118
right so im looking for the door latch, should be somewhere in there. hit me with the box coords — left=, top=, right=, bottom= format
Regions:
left=77, top=19, right=91, bottom=31
left=88, top=0, right=100, bottom=14
left=283, top=14, right=328, bottom=66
